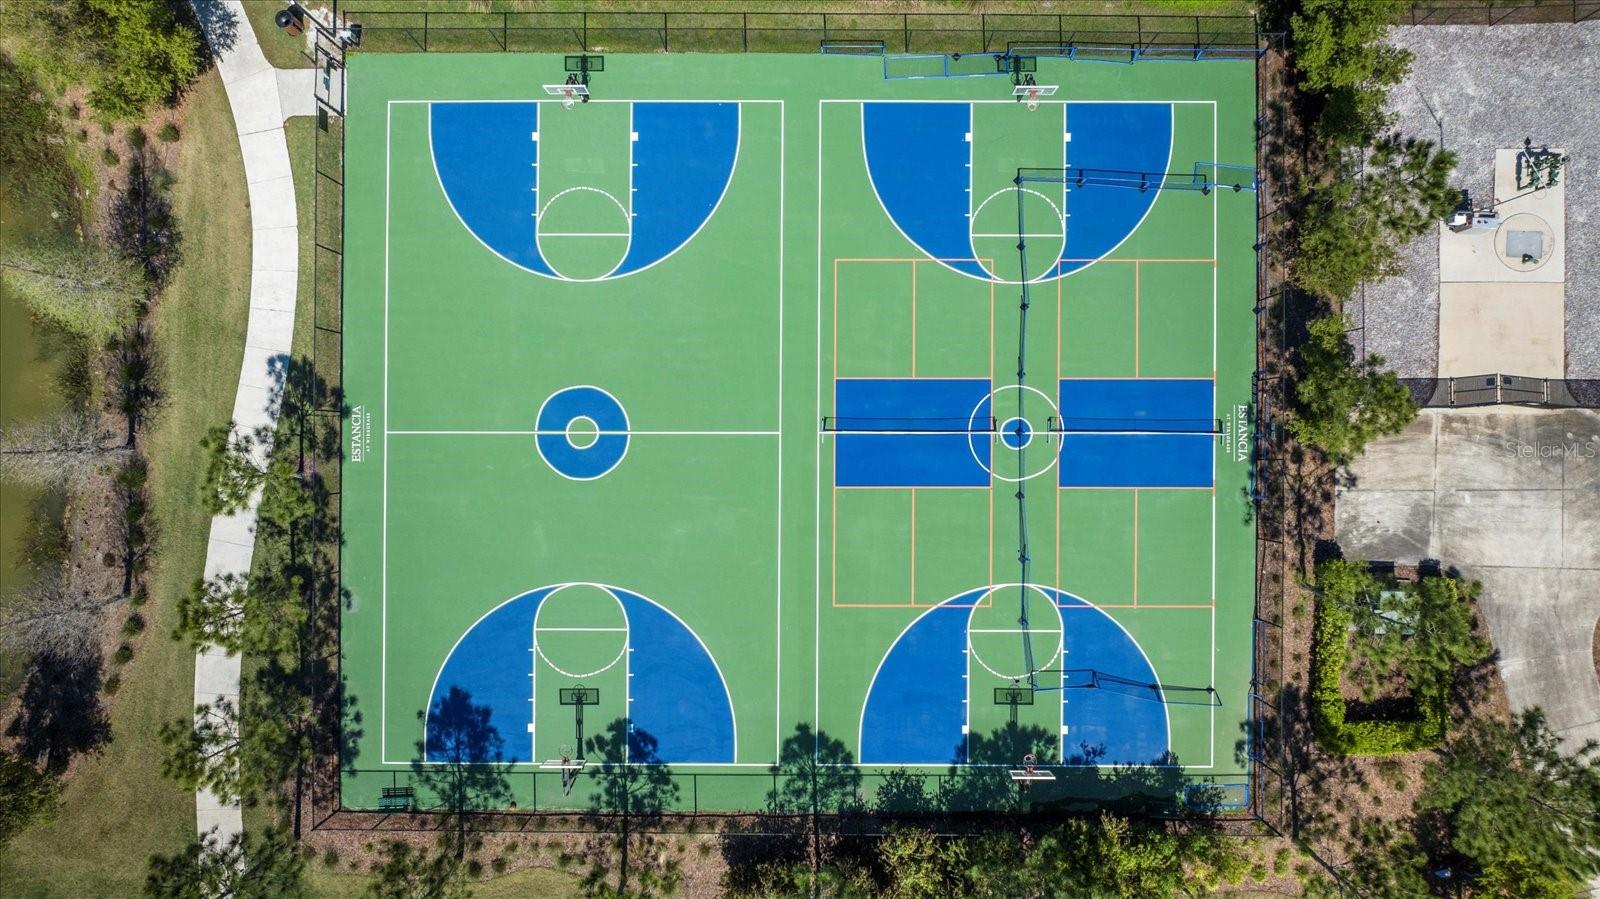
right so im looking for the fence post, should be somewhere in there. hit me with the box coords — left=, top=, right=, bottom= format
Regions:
left=501, top=11, right=507, bottom=51
left=582, top=11, right=587, bottom=51
left=663, top=12, right=669, bottom=52
left=903, top=13, right=909, bottom=53
left=1057, top=13, right=1063, bottom=47
left=693, top=774, right=699, bottom=814
left=981, top=13, right=987, bottom=51
left=422, top=11, right=428, bottom=51
left=821, top=12, right=828, bottom=44
left=742, top=12, right=747, bottom=52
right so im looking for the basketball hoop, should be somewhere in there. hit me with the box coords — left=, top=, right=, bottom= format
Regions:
left=541, top=745, right=587, bottom=796
left=1008, top=752, right=1056, bottom=790
left=1011, top=83, right=1058, bottom=112
left=543, top=83, right=590, bottom=109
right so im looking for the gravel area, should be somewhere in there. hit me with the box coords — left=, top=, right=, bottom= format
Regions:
left=1357, top=22, right=1600, bottom=379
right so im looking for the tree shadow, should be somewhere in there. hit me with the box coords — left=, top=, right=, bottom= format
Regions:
left=4, top=651, right=110, bottom=773
left=567, top=718, right=682, bottom=898
left=410, top=686, right=513, bottom=859
left=186, top=0, right=241, bottom=58
left=722, top=723, right=863, bottom=898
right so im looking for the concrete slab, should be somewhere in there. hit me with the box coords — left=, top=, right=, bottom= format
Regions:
left=244, top=307, right=295, bottom=353
left=1332, top=490, right=1434, bottom=563
left=1436, top=489, right=1564, bottom=569
left=252, top=226, right=299, bottom=273
left=245, top=173, right=297, bottom=230
left=1435, top=411, right=1565, bottom=490
left=1438, top=281, right=1565, bottom=378
left=250, top=267, right=298, bottom=312
left=1567, top=488, right=1600, bottom=569
left=230, top=383, right=277, bottom=431
left=277, top=68, right=317, bottom=119
left=194, top=649, right=242, bottom=695
left=227, top=68, right=286, bottom=136
left=1341, top=415, right=1437, bottom=491
left=238, top=129, right=294, bottom=183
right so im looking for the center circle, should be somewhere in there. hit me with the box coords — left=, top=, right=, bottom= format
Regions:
left=565, top=415, right=599, bottom=449
left=968, top=385, right=1060, bottom=483
left=535, top=386, right=629, bottom=481
left=1000, top=416, right=1033, bottom=450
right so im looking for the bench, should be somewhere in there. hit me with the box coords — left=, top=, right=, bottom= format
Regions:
left=378, top=786, right=413, bottom=811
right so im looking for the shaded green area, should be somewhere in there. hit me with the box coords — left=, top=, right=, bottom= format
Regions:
left=0, top=70, right=250, bottom=895
left=343, top=51, right=1256, bottom=811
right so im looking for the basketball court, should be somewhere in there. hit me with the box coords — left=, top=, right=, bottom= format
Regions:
left=340, top=49, right=1259, bottom=812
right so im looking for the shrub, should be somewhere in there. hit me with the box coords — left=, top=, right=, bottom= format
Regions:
left=103, top=672, right=122, bottom=694
left=39, top=0, right=203, bottom=120
left=157, top=122, right=179, bottom=142
left=112, top=643, right=134, bottom=665
left=491, top=856, right=507, bottom=874
left=126, top=125, right=146, bottom=149
left=122, top=612, right=146, bottom=636
left=321, top=847, right=339, bottom=868
left=1310, top=562, right=1448, bottom=756
left=101, top=146, right=119, bottom=166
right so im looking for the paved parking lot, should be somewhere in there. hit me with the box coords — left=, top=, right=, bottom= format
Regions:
left=1335, top=408, right=1600, bottom=748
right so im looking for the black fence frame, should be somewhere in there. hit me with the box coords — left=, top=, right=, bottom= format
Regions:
left=335, top=9, right=1275, bottom=57
left=1402, top=1, right=1600, bottom=25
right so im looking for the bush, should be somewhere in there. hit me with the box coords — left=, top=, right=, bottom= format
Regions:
left=37, top=0, right=203, bottom=120
left=157, top=122, right=179, bottom=142
left=102, top=672, right=122, bottom=695
left=1288, top=315, right=1417, bottom=464
left=321, top=847, right=339, bottom=868
left=122, top=612, right=145, bottom=636
left=1310, top=561, right=1447, bottom=756
left=101, top=145, right=119, bottom=166
left=126, top=125, right=146, bottom=149
left=112, top=643, right=134, bottom=665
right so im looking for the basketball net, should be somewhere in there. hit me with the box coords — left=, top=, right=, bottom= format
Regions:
left=1022, top=88, right=1042, bottom=112
left=560, top=87, right=579, bottom=109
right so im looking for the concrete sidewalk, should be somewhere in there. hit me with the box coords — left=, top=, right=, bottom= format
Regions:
left=189, top=0, right=305, bottom=844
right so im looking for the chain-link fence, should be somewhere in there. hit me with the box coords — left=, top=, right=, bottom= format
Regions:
left=335, top=9, right=1272, bottom=57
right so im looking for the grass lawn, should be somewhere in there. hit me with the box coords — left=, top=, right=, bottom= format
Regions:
left=0, top=69, right=252, bottom=896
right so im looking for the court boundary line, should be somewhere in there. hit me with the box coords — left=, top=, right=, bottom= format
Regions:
left=382, top=100, right=785, bottom=768
left=818, top=97, right=1225, bottom=771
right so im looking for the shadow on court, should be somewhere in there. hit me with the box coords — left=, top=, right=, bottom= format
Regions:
left=412, top=685, right=513, bottom=858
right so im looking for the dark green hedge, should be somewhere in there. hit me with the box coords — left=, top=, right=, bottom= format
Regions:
left=1310, top=598, right=1446, bottom=756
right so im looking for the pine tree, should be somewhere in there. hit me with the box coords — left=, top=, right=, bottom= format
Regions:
left=1418, top=711, right=1600, bottom=895
left=1288, top=315, right=1417, bottom=464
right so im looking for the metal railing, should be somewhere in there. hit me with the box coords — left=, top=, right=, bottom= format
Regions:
left=1403, top=1, right=1600, bottom=25
left=337, top=9, right=1275, bottom=56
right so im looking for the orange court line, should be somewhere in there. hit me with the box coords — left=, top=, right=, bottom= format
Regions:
left=1055, top=257, right=1215, bottom=264
left=1071, top=604, right=1215, bottom=610
left=836, top=484, right=988, bottom=490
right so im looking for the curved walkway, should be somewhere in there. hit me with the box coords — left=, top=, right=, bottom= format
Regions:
left=189, top=0, right=315, bottom=843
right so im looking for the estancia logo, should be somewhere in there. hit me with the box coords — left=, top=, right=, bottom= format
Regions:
left=1500, top=436, right=1599, bottom=459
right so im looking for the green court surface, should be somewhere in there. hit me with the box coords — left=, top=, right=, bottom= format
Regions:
left=340, top=50, right=1258, bottom=813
